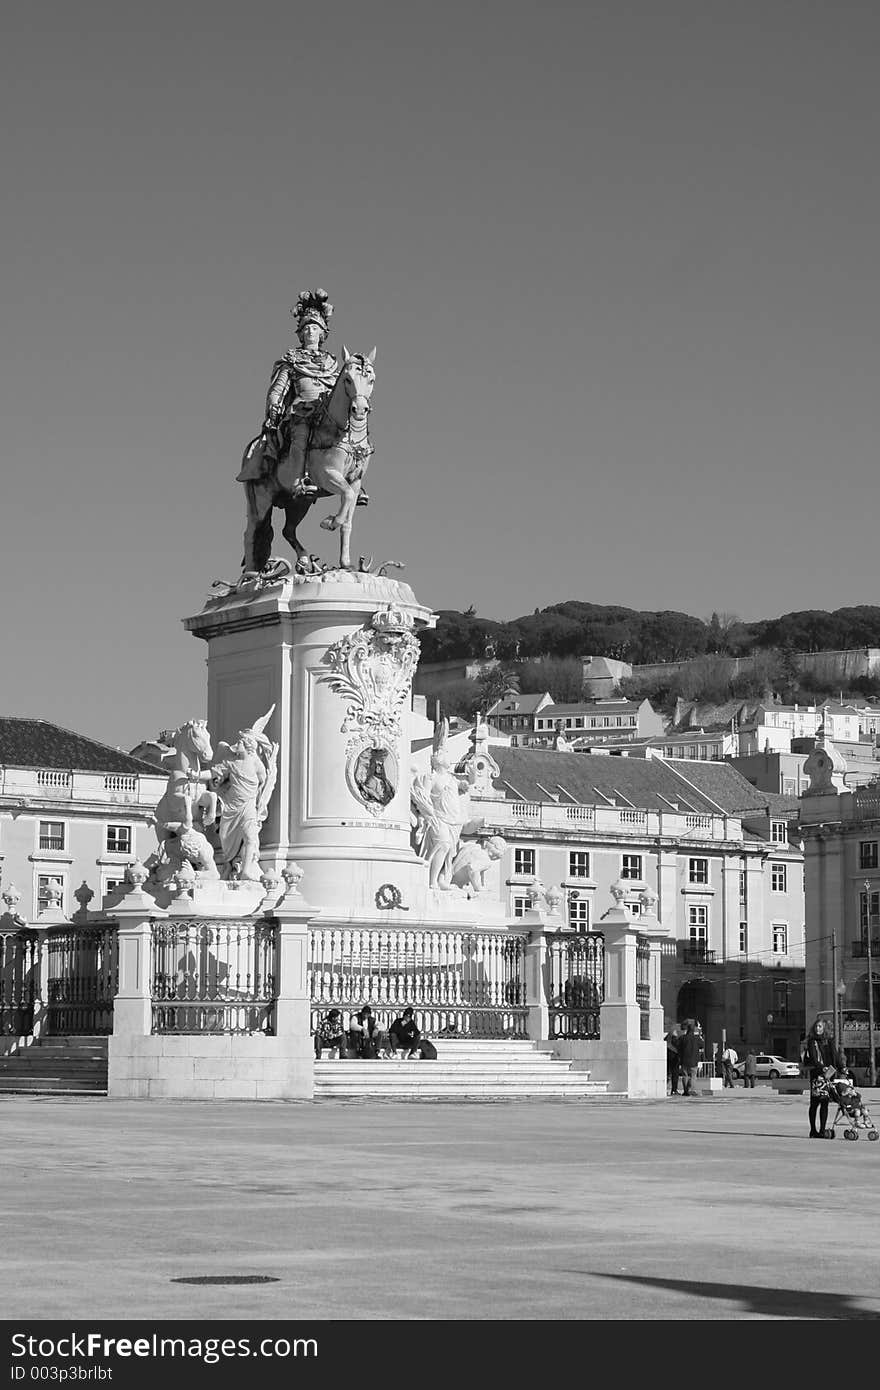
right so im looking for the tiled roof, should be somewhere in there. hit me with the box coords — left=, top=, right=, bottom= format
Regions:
left=675, top=700, right=757, bottom=732
left=487, top=693, right=551, bottom=716
left=0, top=717, right=162, bottom=776
left=660, top=760, right=770, bottom=815
left=543, top=700, right=637, bottom=717
left=493, top=749, right=725, bottom=814
left=762, top=793, right=801, bottom=818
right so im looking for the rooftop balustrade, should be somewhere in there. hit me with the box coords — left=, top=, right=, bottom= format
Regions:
left=0, top=767, right=164, bottom=806
left=479, top=799, right=735, bottom=841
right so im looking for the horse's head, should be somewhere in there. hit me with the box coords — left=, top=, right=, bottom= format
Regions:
left=177, top=718, right=214, bottom=765
left=339, top=345, right=376, bottom=423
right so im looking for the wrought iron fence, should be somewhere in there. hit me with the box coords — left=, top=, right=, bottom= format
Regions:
left=46, top=925, right=118, bottom=1035
left=0, top=932, right=38, bottom=1036
left=547, top=932, right=604, bottom=1040
left=309, top=927, right=529, bottom=1038
left=636, top=934, right=651, bottom=1041
left=151, top=919, right=276, bottom=1035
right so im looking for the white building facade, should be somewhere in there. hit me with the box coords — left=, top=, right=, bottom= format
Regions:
left=0, top=719, right=165, bottom=919
left=467, top=748, right=806, bottom=1056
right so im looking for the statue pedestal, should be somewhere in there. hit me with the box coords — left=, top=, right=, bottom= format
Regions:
left=185, top=570, right=439, bottom=917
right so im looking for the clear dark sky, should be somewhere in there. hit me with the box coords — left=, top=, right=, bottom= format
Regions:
left=2, top=2, right=878, bottom=749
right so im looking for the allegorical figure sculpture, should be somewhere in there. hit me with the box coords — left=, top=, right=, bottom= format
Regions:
left=146, top=720, right=220, bottom=881
left=450, top=835, right=507, bottom=896
left=207, top=707, right=279, bottom=882
left=411, top=718, right=474, bottom=890
left=237, top=288, right=376, bottom=573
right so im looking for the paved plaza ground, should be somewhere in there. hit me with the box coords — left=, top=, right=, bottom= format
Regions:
left=2, top=1085, right=879, bottom=1324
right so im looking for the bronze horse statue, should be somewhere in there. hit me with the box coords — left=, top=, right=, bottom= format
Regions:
left=240, top=350, right=376, bottom=573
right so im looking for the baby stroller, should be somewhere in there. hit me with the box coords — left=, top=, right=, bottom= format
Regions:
left=822, top=1071, right=879, bottom=1142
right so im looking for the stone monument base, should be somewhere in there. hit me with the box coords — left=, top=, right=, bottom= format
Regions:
left=108, top=1033, right=314, bottom=1100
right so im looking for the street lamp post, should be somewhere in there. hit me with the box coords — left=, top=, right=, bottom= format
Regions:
left=863, top=880, right=878, bottom=1087
left=836, top=981, right=847, bottom=1063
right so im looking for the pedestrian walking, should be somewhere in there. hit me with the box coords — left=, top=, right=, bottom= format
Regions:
left=678, top=1019, right=701, bottom=1096
left=804, top=1018, right=845, bottom=1139
left=742, top=1050, right=758, bottom=1088
left=666, top=1028, right=682, bottom=1096
left=721, top=1043, right=739, bottom=1088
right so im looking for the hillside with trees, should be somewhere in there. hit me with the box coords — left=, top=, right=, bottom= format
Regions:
left=416, top=603, right=880, bottom=719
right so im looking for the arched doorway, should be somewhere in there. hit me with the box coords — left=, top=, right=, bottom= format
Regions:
left=677, top=978, right=721, bottom=1053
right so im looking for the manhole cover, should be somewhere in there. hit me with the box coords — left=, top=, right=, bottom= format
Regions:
left=171, top=1275, right=279, bottom=1285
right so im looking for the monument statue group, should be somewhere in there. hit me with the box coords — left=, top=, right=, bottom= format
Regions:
left=131, top=289, right=505, bottom=910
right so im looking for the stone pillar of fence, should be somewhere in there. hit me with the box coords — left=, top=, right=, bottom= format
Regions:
left=524, top=930, right=549, bottom=1040
left=633, top=890, right=671, bottom=1046
left=266, top=872, right=316, bottom=1056
left=111, top=887, right=164, bottom=1041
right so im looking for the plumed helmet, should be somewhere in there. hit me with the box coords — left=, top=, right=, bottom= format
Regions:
left=291, top=288, right=333, bottom=335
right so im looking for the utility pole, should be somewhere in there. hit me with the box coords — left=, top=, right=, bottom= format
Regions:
left=831, top=927, right=840, bottom=1047
left=865, top=881, right=877, bottom=1087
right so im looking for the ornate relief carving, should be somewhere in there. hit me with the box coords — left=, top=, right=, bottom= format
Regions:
left=321, top=606, right=419, bottom=812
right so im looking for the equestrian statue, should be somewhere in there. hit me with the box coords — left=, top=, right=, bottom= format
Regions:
left=237, top=288, right=376, bottom=574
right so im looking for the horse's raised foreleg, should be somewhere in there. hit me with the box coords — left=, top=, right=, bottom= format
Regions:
left=281, top=496, right=313, bottom=564
left=242, top=480, right=277, bottom=573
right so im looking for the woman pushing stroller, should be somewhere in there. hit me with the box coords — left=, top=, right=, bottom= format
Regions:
left=803, top=1018, right=845, bottom=1139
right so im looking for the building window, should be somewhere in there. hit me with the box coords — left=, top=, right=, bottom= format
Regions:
left=771, top=863, right=787, bottom=893
left=514, top=848, right=536, bottom=877
left=688, top=907, right=708, bottom=948
left=512, top=896, right=531, bottom=919
left=772, top=923, right=788, bottom=954
left=773, top=980, right=790, bottom=1018
left=568, top=851, right=590, bottom=879
left=568, top=897, right=590, bottom=932
left=860, top=841, right=879, bottom=870
left=103, top=877, right=126, bottom=898
left=106, top=825, right=132, bottom=855
left=770, top=820, right=788, bottom=844
left=621, top=854, right=643, bottom=881
left=36, top=874, right=65, bottom=915
left=688, top=857, right=709, bottom=885
left=575, top=717, right=583, bottom=728
left=782, top=778, right=797, bottom=796
left=38, top=821, right=65, bottom=852
left=739, top=922, right=748, bottom=953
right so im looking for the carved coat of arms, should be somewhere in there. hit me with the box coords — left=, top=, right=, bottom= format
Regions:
left=321, top=605, right=420, bottom=815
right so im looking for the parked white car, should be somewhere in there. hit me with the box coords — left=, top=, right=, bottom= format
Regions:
left=733, top=1054, right=801, bottom=1080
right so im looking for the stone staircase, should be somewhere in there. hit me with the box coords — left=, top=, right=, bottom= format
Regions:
left=0, top=1038, right=109, bottom=1095
left=313, top=1038, right=615, bottom=1100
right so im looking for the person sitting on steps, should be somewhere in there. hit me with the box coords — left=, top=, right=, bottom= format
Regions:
left=388, top=1007, right=422, bottom=1060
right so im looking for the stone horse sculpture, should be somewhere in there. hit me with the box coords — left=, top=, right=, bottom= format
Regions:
left=147, top=719, right=220, bottom=880
left=240, top=350, right=376, bottom=574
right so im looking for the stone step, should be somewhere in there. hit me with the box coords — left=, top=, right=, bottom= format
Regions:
left=0, top=1061, right=107, bottom=1073
left=314, top=1082, right=610, bottom=1098
left=0, top=1075, right=107, bottom=1093
left=315, top=1061, right=583, bottom=1073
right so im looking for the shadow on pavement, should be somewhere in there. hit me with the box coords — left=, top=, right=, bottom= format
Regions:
left=672, top=1129, right=815, bottom=1140
left=572, top=1273, right=880, bottom=1320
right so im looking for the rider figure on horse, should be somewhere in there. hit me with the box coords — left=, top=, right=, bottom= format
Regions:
left=237, top=288, right=339, bottom=498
